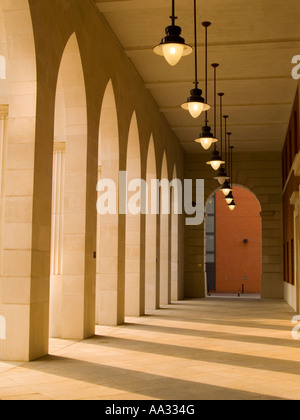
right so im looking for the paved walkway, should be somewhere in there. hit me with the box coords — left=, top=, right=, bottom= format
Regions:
left=0, top=298, right=299, bottom=400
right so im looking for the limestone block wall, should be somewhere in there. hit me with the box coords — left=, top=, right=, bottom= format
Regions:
left=0, top=0, right=185, bottom=362
left=184, top=151, right=283, bottom=300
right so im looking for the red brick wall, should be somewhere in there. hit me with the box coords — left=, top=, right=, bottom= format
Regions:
left=215, top=186, right=262, bottom=294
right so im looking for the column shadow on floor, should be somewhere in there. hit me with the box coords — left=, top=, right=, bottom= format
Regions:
left=24, top=355, right=286, bottom=400
left=123, top=321, right=299, bottom=349
left=83, top=335, right=300, bottom=377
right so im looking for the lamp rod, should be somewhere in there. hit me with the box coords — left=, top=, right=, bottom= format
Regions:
left=223, top=115, right=229, bottom=172
left=193, top=0, right=198, bottom=88
left=219, top=93, right=224, bottom=157
left=170, top=0, right=177, bottom=25
left=202, top=22, right=211, bottom=125
left=212, top=63, right=219, bottom=147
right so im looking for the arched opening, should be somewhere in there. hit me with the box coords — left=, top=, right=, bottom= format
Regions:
left=171, top=165, right=180, bottom=301
left=160, top=152, right=170, bottom=306
left=145, top=135, right=158, bottom=311
left=205, top=185, right=262, bottom=298
left=96, top=79, right=120, bottom=326
left=50, top=33, right=90, bottom=339
left=125, top=112, right=144, bottom=317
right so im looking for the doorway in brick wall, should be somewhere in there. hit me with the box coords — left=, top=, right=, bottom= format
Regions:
left=205, top=186, right=262, bottom=298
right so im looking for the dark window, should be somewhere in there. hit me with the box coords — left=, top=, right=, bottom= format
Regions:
left=206, top=195, right=216, bottom=292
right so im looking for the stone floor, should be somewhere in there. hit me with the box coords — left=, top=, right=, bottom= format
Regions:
left=0, top=298, right=299, bottom=400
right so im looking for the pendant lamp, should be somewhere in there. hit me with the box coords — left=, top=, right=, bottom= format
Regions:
left=226, top=145, right=236, bottom=211
left=154, top=0, right=192, bottom=66
left=195, top=24, right=217, bottom=149
left=225, top=191, right=234, bottom=205
left=215, top=115, right=230, bottom=184
left=220, top=115, right=233, bottom=195
left=228, top=200, right=237, bottom=211
left=206, top=91, right=224, bottom=171
left=181, top=2, right=210, bottom=118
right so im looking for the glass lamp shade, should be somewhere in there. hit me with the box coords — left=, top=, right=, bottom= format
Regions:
left=214, top=167, right=230, bottom=185
left=195, top=126, right=218, bottom=150
left=221, top=180, right=232, bottom=196
left=162, top=43, right=185, bottom=66
left=228, top=200, right=236, bottom=211
left=225, top=191, right=234, bottom=205
left=206, top=149, right=225, bottom=171
left=181, top=88, right=210, bottom=119
left=154, top=25, right=192, bottom=66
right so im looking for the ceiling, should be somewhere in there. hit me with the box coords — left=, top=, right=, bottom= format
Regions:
left=95, top=0, right=300, bottom=153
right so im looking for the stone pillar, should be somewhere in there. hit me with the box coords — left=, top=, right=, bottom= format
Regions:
left=49, top=142, right=65, bottom=338
left=0, top=3, right=46, bottom=360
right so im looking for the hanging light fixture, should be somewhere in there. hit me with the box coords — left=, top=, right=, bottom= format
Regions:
left=220, top=116, right=232, bottom=196
left=206, top=91, right=224, bottom=171
left=195, top=24, right=217, bottom=149
left=181, top=4, right=210, bottom=118
left=226, top=144, right=236, bottom=210
left=225, top=134, right=234, bottom=203
left=228, top=200, right=237, bottom=211
left=217, top=96, right=232, bottom=196
left=225, top=191, right=234, bottom=205
left=206, top=149, right=225, bottom=171
left=154, top=0, right=192, bottom=66
left=215, top=115, right=230, bottom=184
left=222, top=181, right=232, bottom=198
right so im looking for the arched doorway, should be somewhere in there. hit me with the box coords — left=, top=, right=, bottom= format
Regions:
left=50, top=33, right=90, bottom=339
left=96, top=79, right=120, bottom=326
left=171, top=165, right=180, bottom=301
left=205, top=185, right=262, bottom=297
left=145, top=135, right=158, bottom=311
left=160, top=152, right=170, bottom=306
left=125, top=112, right=144, bottom=317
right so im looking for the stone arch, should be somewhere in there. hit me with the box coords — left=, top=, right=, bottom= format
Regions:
left=49, top=33, right=94, bottom=340
left=125, top=111, right=144, bottom=317
left=171, top=164, right=180, bottom=301
left=160, top=152, right=171, bottom=306
left=145, top=135, right=159, bottom=311
left=96, top=79, right=121, bottom=326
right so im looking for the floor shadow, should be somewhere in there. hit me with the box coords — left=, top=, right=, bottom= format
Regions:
left=122, top=322, right=299, bottom=349
left=83, top=335, right=300, bottom=377
left=120, top=299, right=294, bottom=332
left=24, top=355, right=286, bottom=400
